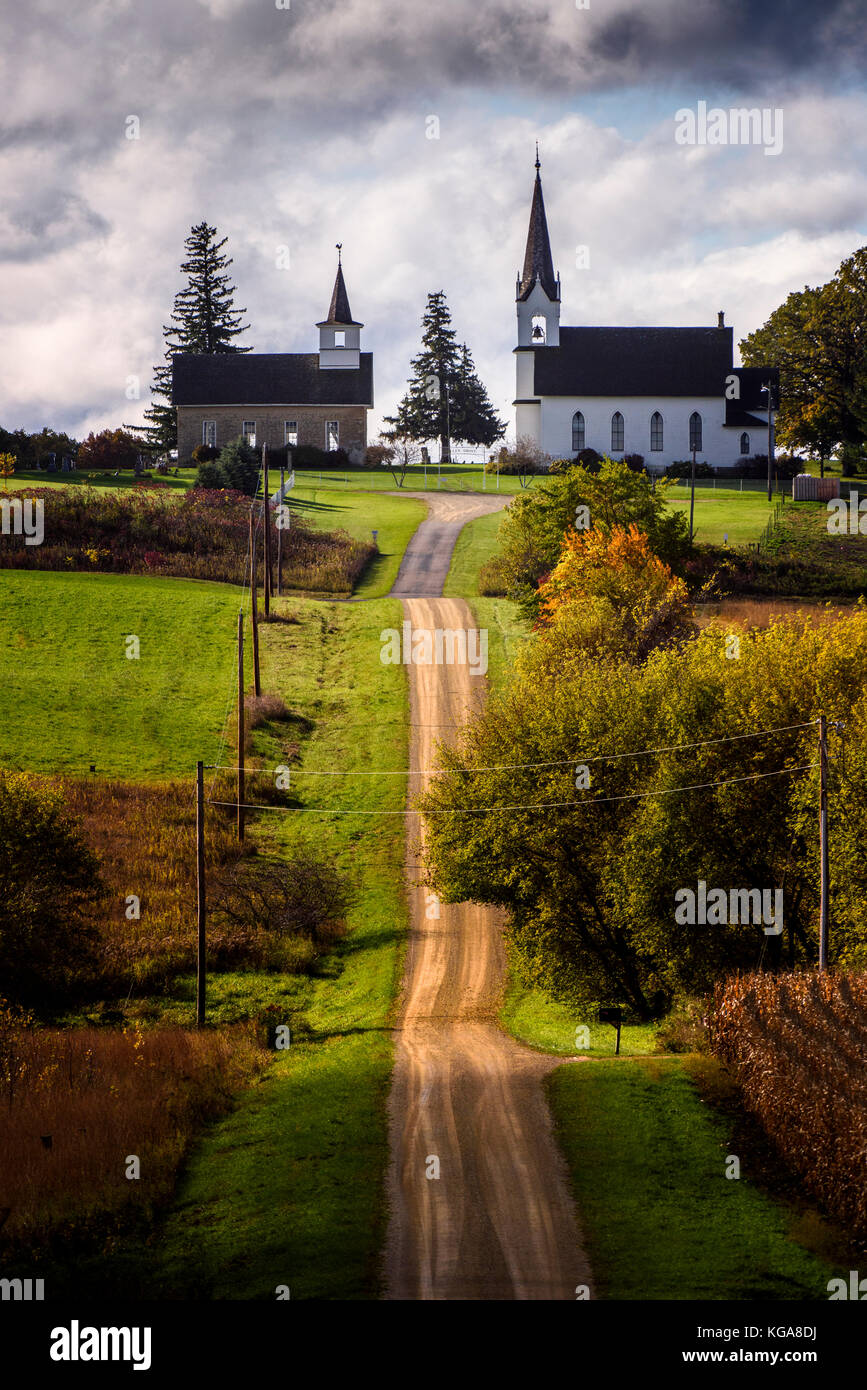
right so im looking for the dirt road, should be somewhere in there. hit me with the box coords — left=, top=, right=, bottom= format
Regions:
left=384, top=496, right=593, bottom=1300
left=388, top=491, right=510, bottom=597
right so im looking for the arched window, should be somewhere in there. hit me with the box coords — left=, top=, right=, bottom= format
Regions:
left=650, top=411, right=664, bottom=451
left=740, top=432, right=750, bottom=456
left=689, top=412, right=702, bottom=452
left=611, top=411, right=624, bottom=452
left=572, top=411, right=585, bottom=454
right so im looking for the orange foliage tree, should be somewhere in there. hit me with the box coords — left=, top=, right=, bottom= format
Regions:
left=537, top=521, right=695, bottom=662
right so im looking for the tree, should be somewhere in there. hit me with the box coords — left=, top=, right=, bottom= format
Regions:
left=77, top=428, right=142, bottom=471
left=194, top=436, right=260, bottom=496
left=131, top=222, right=252, bottom=454
left=0, top=773, right=102, bottom=1005
left=486, top=434, right=550, bottom=489
left=740, top=247, right=867, bottom=476
left=537, top=523, right=695, bottom=663
left=418, top=609, right=867, bottom=1018
left=385, top=292, right=504, bottom=461
left=0, top=454, right=14, bottom=490
left=495, top=456, right=691, bottom=617
left=377, top=430, right=421, bottom=488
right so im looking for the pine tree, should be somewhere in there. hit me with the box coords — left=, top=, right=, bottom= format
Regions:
left=131, top=222, right=252, bottom=454
left=451, top=343, right=506, bottom=448
left=386, top=292, right=504, bottom=461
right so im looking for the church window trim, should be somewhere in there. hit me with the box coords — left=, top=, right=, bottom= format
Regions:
left=740, top=432, right=750, bottom=456
left=611, top=411, right=624, bottom=452
left=571, top=411, right=585, bottom=454
left=689, top=412, right=703, bottom=452
left=650, top=412, right=664, bottom=451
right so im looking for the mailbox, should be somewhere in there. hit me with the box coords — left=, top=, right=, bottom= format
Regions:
left=598, top=1005, right=623, bottom=1055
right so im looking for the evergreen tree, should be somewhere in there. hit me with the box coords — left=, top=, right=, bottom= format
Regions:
left=131, top=222, right=252, bottom=454
left=386, top=292, right=504, bottom=461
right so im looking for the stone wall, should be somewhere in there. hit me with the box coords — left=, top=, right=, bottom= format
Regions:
left=177, top=405, right=368, bottom=463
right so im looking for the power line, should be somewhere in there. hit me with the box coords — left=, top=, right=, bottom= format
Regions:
left=203, top=719, right=817, bottom=779
left=205, top=761, right=817, bottom=816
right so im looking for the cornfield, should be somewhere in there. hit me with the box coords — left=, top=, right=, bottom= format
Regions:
left=712, top=971, right=867, bottom=1241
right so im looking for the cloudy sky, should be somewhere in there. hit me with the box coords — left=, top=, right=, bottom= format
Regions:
left=2, top=0, right=866, bottom=446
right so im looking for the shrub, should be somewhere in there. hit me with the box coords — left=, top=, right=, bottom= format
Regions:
left=478, top=554, right=511, bottom=596
left=485, top=435, right=550, bottom=478
left=76, top=429, right=142, bottom=471
left=666, top=459, right=715, bottom=479
left=0, top=773, right=103, bottom=1005
left=655, top=996, right=709, bottom=1053
left=192, top=443, right=220, bottom=464
left=364, top=443, right=393, bottom=469
left=576, top=447, right=602, bottom=470
left=623, top=453, right=646, bottom=472
left=244, top=693, right=291, bottom=729
left=548, top=458, right=575, bottom=475
left=217, top=437, right=260, bottom=495
left=195, top=459, right=229, bottom=489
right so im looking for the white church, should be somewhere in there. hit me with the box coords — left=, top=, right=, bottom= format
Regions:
left=514, top=154, right=779, bottom=471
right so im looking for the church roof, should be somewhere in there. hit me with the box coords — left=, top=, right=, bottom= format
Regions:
left=531, top=326, right=735, bottom=397
left=318, top=262, right=362, bottom=327
left=172, top=352, right=374, bottom=407
left=518, top=157, right=559, bottom=302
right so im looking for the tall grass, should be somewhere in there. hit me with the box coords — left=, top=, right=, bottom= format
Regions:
left=0, top=1007, right=268, bottom=1254
left=712, top=971, right=867, bottom=1241
left=0, top=487, right=374, bottom=592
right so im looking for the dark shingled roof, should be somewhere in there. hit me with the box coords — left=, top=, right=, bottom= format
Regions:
left=727, top=365, right=780, bottom=415
left=518, top=167, right=559, bottom=302
left=172, top=353, right=374, bottom=407
left=531, top=326, right=734, bottom=397
left=318, top=263, right=362, bottom=327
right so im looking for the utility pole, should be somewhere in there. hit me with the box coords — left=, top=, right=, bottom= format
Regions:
left=262, top=445, right=272, bottom=616
left=249, top=514, right=261, bottom=696
left=277, top=460, right=285, bottom=597
left=819, top=714, right=830, bottom=972
left=195, top=760, right=206, bottom=1027
left=237, top=610, right=245, bottom=842
left=764, top=380, right=776, bottom=504
left=689, top=445, right=697, bottom=542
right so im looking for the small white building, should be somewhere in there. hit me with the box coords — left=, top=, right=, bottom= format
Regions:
left=514, top=154, right=778, bottom=471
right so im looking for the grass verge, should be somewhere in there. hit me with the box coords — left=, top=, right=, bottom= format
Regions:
left=549, top=1056, right=839, bottom=1300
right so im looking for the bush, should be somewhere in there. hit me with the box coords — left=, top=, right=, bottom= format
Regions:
left=195, top=459, right=228, bottom=489
left=217, top=437, right=260, bottom=495
left=655, top=996, right=709, bottom=1053
left=548, top=458, right=575, bottom=475
left=485, top=436, right=550, bottom=477
left=291, top=444, right=351, bottom=470
left=478, top=554, right=511, bottom=596
left=364, top=444, right=393, bottom=469
left=665, top=460, right=715, bottom=479
left=623, top=453, right=646, bottom=472
left=0, top=773, right=103, bottom=1005
left=576, top=447, right=602, bottom=470
left=192, top=444, right=220, bottom=464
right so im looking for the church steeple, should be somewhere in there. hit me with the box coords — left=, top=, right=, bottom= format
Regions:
left=515, top=150, right=560, bottom=348
left=517, top=148, right=559, bottom=304
left=318, top=244, right=363, bottom=368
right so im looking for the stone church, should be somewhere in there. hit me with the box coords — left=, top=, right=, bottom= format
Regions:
left=172, top=250, right=373, bottom=463
left=514, top=155, right=778, bottom=470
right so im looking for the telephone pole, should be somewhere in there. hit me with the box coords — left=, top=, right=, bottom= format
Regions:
left=249, top=513, right=261, bottom=697
left=195, top=759, right=206, bottom=1027
left=237, top=611, right=245, bottom=841
left=819, top=714, right=829, bottom=972
left=262, top=445, right=272, bottom=616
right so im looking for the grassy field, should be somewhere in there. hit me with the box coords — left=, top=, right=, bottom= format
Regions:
left=114, top=596, right=411, bottom=1299
left=0, top=571, right=241, bottom=777
left=550, top=1057, right=839, bottom=1300
left=665, top=485, right=779, bottom=545
left=501, top=980, right=658, bottom=1057
left=288, top=486, right=426, bottom=598
left=443, top=508, right=507, bottom=597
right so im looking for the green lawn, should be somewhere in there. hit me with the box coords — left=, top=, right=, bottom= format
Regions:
left=6, top=468, right=195, bottom=491
left=501, top=980, right=658, bottom=1057
left=550, top=1057, right=836, bottom=1300
left=666, top=486, right=779, bottom=546
left=0, top=571, right=241, bottom=777
left=287, top=486, right=426, bottom=598
left=127, top=597, right=410, bottom=1299
left=443, top=508, right=507, bottom=597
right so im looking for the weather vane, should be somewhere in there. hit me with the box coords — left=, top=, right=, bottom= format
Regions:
left=336, top=242, right=342, bottom=263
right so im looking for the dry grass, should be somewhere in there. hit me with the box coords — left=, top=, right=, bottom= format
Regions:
left=712, top=971, right=867, bottom=1243
left=0, top=1008, right=269, bottom=1252
left=696, top=597, right=853, bottom=630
